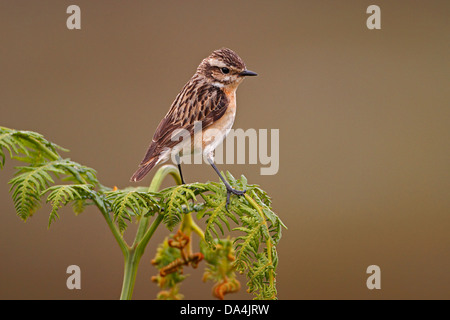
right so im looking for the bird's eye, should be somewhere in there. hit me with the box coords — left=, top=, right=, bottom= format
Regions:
left=221, top=67, right=230, bottom=74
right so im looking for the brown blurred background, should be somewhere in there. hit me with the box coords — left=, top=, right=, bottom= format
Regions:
left=0, top=1, right=449, bottom=299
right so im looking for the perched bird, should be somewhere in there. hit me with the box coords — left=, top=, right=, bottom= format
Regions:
left=130, top=48, right=257, bottom=206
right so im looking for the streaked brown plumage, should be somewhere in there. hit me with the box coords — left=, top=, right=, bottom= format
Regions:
left=130, top=48, right=257, bottom=205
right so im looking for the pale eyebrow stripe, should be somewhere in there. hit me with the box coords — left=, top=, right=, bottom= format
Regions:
left=208, top=58, right=227, bottom=68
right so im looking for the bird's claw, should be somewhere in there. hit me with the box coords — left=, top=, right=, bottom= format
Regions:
left=225, top=187, right=246, bottom=211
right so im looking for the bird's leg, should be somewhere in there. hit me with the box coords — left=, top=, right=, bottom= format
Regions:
left=175, top=154, right=186, bottom=185
left=207, top=155, right=245, bottom=210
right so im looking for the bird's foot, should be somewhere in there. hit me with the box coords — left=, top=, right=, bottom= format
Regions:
left=225, top=186, right=246, bottom=211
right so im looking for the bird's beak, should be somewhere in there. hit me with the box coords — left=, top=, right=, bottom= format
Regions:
left=239, top=70, right=258, bottom=77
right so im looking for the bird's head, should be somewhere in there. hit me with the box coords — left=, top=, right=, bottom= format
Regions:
left=197, top=48, right=257, bottom=89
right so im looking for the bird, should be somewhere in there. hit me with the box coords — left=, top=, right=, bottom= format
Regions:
left=130, top=48, right=257, bottom=207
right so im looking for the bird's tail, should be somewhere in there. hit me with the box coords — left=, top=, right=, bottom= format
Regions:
left=130, top=157, right=159, bottom=182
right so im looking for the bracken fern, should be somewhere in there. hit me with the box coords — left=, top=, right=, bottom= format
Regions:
left=0, top=126, right=286, bottom=300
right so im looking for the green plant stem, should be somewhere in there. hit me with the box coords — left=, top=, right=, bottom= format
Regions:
left=120, top=212, right=165, bottom=299
left=181, top=212, right=205, bottom=240
left=119, top=165, right=182, bottom=300
left=96, top=197, right=129, bottom=256
left=133, top=165, right=182, bottom=248
left=179, top=212, right=205, bottom=256
left=120, top=248, right=140, bottom=300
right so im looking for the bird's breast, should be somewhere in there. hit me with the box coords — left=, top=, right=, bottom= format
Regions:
left=194, top=90, right=237, bottom=155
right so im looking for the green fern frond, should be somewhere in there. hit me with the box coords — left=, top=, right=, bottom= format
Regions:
left=156, top=173, right=286, bottom=299
left=105, top=188, right=159, bottom=233
left=8, top=161, right=65, bottom=220
left=0, top=127, right=64, bottom=167
left=8, top=159, right=99, bottom=221
left=57, top=159, right=99, bottom=186
left=1, top=127, right=100, bottom=221
left=250, top=186, right=272, bottom=208
left=233, top=220, right=263, bottom=267
left=159, top=184, right=201, bottom=230
left=199, top=190, right=239, bottom=245
left=207, top=174, right=284, bottom=300
left=246, top=251, right=278, bottom=300
left=43, top=184, right=95, bottom=228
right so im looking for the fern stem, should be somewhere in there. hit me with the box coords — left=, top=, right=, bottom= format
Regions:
left=139, top=213, right=164, bottom=253
left=182, top=212, right=205, bottom=241
left=96, top=197, right=129, bottom=255
left=134, top=165, right=182, bottom=248
left=120, top=165, right=182, bottom=300
left=119, top=248, right=140, bottom=300
left=179, top=212, right=205, bottom=257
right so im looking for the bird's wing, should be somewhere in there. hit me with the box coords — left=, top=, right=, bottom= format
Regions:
left=139, top=79, right=229, bottom=166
